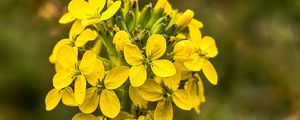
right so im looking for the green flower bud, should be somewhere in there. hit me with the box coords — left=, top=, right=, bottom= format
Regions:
left=151, top=17, right=167, bottom=31
left=151, top=23, right=166, bottom=34
left=125, top=11, right=135, bottom=32
left=138, top=4, right=153, bottom=29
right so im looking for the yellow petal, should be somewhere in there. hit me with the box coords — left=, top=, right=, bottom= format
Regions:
left=146, top=34, right=166, bottom=60
left=185, top=78, right=199, bottom=106
left=104, top=66, right=130, bottom=89
left=106, top=0, right=114, bottom=7
left=184, top=77, right=205, bottom=107
left=175, top=9, right=194, bottom=29
left=79, top=87, right=99, bottom=113
left=89, top=0, right=106, bottom=13
left=86, top=58, right=105, bottom=86
left=72, top=113, right=99, bottom=120
left=153, top=75, right=163, bottom=84
left=45, top=88, right=62, bottom=111
left=75, top=29, right=98, bottom=47
left=172, top=40, right=194, bottom=61
left=68, top=0, right=91, bottom=19
left=56, top=45, right=78, bottom=70
left=79, top=50, right=97, bottom=75
left=74, top=75, right=87, bottom=105
left=129, top=86, right=147, bottom=108
left=154, top=0, right=167, bottom=11
left=54, top=63, right=64, bottom=72
left=100, top=89, right=120, bottom=118
left=62, top=87, right=78, bottom=106
left=59, top=12, right=76, bottom=24
left=164, top=2, right=173, bottom=16
left=191, top=74, right=206, bottom=103
left=188, top=19, right=203, bottom=29
left=137, top=115, right=146, bottom=120
left=174, top=61, right=192, bottom=80
left=49, top=39, right=70, bottom=64
left=69, top=20, right=86, bottom=40
left=124, top=44, right=144, bottom=65
left=53, top=70, right=74, bottom=89
left=174, top=61, right=189, bottom=72
left=196, top=78, right=206, bottom=103
left=172, top=89, right=193, bottom=110
left=151, top=60, right=176, bottom=78
left=188, top=25, right=202, bottom=50
left=138, top=79, right=163, bottom=101
left=163, top=73, right=181, bottom=91
left=113, top=30, right=131, bottom=52
left=183, top=54, right=204, bottom=71
left=199, top=36, right=218, bottom=58
left=129, top=65, right=147, bottom=87
left=138, top=116, right=146, bottom=120
left=81, top=18, right=102, bottom=26
left=154, top=99, right=173, bottom=120
left=175, top=33, right=187, bottom=41
left=202, top=59, right=218, bottom=85
left=91, top=39, right=102, bottom=55
left=100, top=1, right=121, bottom=20
left=113, top=111, right=135, bottom=119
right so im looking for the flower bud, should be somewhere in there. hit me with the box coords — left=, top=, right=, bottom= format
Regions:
left=175, top=9, right=194, bottom=30
left=116, top=16, right=128, bottom=31
left=151, top=23, right=166, bottom=34
left=151, top=17, right=167, bottom=33
left=138, top=4, right=153, bottom=29
left=125, top=11, right=135, bottom=32
left=113, top=30, right=131, bottom=52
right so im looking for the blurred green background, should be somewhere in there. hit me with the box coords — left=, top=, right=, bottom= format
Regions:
left=0, top=0, right=300, bottom=120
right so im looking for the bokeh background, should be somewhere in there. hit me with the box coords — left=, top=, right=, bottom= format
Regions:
left=0, top=0, right=300, bottom=120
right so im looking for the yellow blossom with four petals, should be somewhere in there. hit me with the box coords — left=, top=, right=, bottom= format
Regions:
left=124, top=34, right=176, bottom=87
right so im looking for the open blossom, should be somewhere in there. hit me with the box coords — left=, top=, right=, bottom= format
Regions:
left=45, top=0, right=219, bottom=119
left=124, top=34, right=176, bottom=87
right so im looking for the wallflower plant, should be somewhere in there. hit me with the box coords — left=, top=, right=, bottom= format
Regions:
left=45, top=0, right=219, bottom=120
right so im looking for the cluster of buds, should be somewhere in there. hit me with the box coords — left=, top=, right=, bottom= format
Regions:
left=45, top=0, right=219, bottom=120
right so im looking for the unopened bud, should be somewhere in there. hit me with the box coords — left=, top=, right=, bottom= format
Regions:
left=138, top=4, right=153, bottom=29
left=125, top=11, right=135, bottom=32
left=175, top=9, right=194, bottom=30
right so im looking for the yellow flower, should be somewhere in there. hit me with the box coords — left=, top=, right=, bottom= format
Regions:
left=113, top=30, right=131, bottom=52
left=49, top=20, right=98, bottom=63
left=79, top=66, right=129, bottom=118
left=123, top=34, right=176, bottom=87
left=137, top=75, right=193, bottom=120
left=45, top=87, right=77, bottom=111
left=47, top=0, right=220, bottom=118
left=53, top=45, right=98, bottom=104
left=68, top=0, right=121, bottom=26
left=183, top=26, right=219, bottom=85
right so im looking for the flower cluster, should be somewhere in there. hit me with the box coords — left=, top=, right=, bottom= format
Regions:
left=45, top=0, right=219, bottom=120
